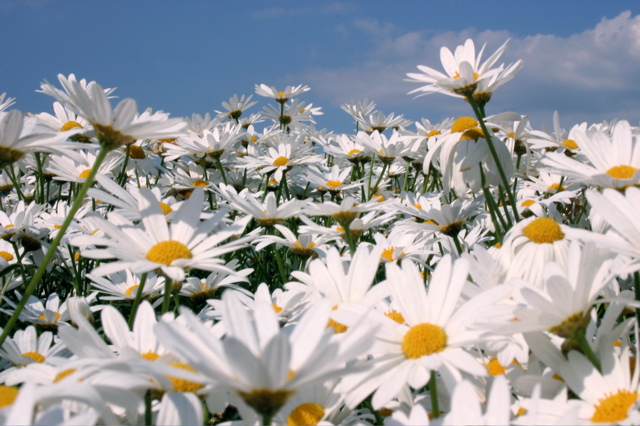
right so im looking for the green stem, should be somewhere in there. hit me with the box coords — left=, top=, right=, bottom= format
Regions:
left=273, top=246, right=287, bottom=287
left=576, top=332, right=602, bottom=373
left=369, top=162, right=388, bottom=199
left=0, top=147, right=111, bottom=348
left=215, top=157, right=228, bottom=186
left=429, top=370, right=440, bottom=418
left=162, top=278, right=173, bottom=315
left=145, top=391, right=153, bottom=426
left=116, top=145, right=131, bottom=187
left=467, top=95, right=520, bottom=224
left=128, top=272, right=148, bottom=328
left=4, top=166, right=24, bottom=202
left=342, top=222, right=357, bottom=256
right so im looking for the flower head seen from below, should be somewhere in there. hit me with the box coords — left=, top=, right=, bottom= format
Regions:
left=406, top=38, right=522, bottom=99
left=40, top=74, right=186, bottom=150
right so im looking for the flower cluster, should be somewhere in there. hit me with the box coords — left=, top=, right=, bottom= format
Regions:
left=0, top=39, right=639, bottom=425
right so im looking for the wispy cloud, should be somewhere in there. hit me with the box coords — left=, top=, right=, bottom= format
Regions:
left=298, top=11, right=640, bottom=129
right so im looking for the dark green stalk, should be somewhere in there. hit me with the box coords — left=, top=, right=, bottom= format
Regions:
left=0, top=147, right=111, bottom=348
left=128, top=272, right=148, bottom=328
left=429, top=370, right=440, bottom=418
left=467, top=95, right=520, bottom=223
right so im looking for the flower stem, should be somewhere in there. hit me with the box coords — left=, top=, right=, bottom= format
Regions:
left=162, top=278, right=173, bottom=314
left=575, top=332, right=602, bottom=373
left=467, top=95, right=520, bottom=224
left=429, top=370, right=440, bottom=418
left=0, top=147, right=111, bottom=348
left=128, top=272, right=148, bottom=328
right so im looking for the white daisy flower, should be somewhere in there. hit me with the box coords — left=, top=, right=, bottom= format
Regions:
left=72, top=187, right=255, bottom=282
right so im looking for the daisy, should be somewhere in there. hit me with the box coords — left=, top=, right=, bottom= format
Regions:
left=239, top=133, right=319, bottom=181
left=255, top=84, right=310, bottom=104
left=163, top=123, right=244, bottom=163
left=86, top=270, right=165, bottom=302
left=525, top=332, right=640, bottom=424
left=304, top=165, right=361, bottom=195
left=46, top=149, right=123, bottom=184
left=72, top=187, right=256, bottom=282
left=406, top=39, right=520, bottom=98
left=254, top=224, right=328, bottom=259
left=34, top=101, right=93, bottom=143
left=0, top=326, right=67, bottom=373
left=542, top=120, right=640, bottom=189
left=215, top=94, right=258, bottom=122
left=0, top=93, right=16, bottom=112
left=498, top=215, right=574, bottom=288
left=179, top=259, right=253, bottom=304
left=319, top=133, right=369, bottom=165
left=40, top=75, right=186, bottom=150
left=341, top=256, right=512, bottom=409
left=571, top=187, right=640, bottom=274
left=355, top=111, right=413, bottom=134
left=506, top=241, right=618, bottom=338
left=222, top=187, right=304, bottom=228
left=263, top=98, right=321, bottom=131
left=0, top=110, right=76, bottom=169
left=156, top=291, right=376, bottom=423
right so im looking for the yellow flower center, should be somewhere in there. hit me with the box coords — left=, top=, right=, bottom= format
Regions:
left=606, top=165, right=638, bottom=180
left=451, top=116, right=479, bottom=133
left=141, top=352, right=161, bottom=361
left=22, top=351, right=45, bottom=364
left=522, top=217, right=565, bottom=244
left=547, top=183, right=566, bottom=192
left=347, top=149, right=361, bottom=157
left=487, top=358, right=506, bottom=376
left=38, top=312, right=61, bottom=323
left=591, top=390, right=638, bottom=423
left=60, top=120, right=83, bottom=132
left=291, top=240, right=316, bottom=257
left=373, top=193, right=385, bottom=202
left=452, top=71, right=479, bottom=80
left=379, top=408, right=393, bottom=417
left=561, top=139, right=578, bottom=150
left=521, top=199, right=536, bottom=207
left=381, top=246, right=397, bottom=262
left=0, top=386, right=19, bottom=408
left=273, top=156, right=290, bottom=167
left=146, top=240, right=193, bottom=266
left=54, top=369, right=77, bottom=383
left=272, top=303, right=283, bottom=314
left=324, top=180, right=342, bottom=189
left=287, top=402, right=325, bottom=426
left=168, top=362, right=204, bottom=393
left=402, top=323, right=447, bottom=359
left=125, top=285, right=139, bottom=297
left=159, top=202, right=173, bottom=215
left=78, top=169, right=92, bottom=179
left=0, top=251, right=13, bottom=261
left=127, top=145, right=146, bottom=159
left=192, top=179, right=208, bottom=187
left=327, top=305, right=348, bottom=334
left=459, top=127, right=484, bottom=141
left=426, top=130, right=442, bottom=137
left=385, top=310, right=405, bottom=324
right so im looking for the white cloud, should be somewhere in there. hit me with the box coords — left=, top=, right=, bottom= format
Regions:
left=297, top=11, right=640, bottom=130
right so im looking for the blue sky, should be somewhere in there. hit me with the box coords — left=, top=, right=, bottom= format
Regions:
left=2, top=0, right=640, bottom=133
